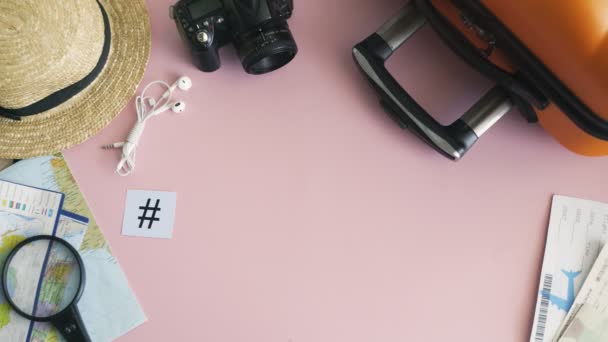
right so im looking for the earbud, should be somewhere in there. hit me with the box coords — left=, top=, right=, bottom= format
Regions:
left=175, top=76, right=192, bottom=91
left=166, top=77, right=191, bottom=113
left=171, top=101, right=186, bottom=113
left=160, top=76, right=192, bottom=100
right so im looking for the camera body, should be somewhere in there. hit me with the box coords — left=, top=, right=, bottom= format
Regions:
left=171, top=0, right=298, bottom=74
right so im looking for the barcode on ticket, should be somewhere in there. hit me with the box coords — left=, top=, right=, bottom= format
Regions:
left=534, top=273, right=553, bottom=342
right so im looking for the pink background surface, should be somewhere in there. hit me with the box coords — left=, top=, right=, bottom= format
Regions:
left=63, top=0, right=608, bottom=341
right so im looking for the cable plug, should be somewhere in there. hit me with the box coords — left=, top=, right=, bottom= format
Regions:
left=101, top=142, right=125, bottom=150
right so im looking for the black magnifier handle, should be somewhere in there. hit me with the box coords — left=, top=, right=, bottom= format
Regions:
left=1, top=235, right=91, bottom=342
left=52, top=305, right=91, bottom=342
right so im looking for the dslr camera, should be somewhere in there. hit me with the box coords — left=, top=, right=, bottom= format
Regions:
left=171, top=0, right=298, bottom=74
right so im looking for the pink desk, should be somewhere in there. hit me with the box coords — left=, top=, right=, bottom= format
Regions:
left=64, top=0, right=608, bottom=341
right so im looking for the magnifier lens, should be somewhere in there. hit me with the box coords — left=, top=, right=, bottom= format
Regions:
left=5, top=239, right=81, bottom=319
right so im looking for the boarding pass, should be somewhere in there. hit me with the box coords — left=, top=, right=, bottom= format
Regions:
left=555, top=243, right=608, bottom=341
left=529, top=195, right=608, bottom=342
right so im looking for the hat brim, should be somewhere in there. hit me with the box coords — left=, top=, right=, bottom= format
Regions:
left=0, top=0, right=151, bottom=159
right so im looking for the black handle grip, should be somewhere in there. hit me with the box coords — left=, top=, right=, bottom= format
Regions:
left=53, top=305, right=92, bottom=342
left=194, top=46, right=221, bottom=72
left=353, top=2, right=512, bottom=160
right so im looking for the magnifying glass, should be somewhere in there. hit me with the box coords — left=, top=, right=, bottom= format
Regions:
left=1, top=235, right=91, bottom=342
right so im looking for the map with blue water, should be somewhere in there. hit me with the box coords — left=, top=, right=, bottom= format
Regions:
left=0, top=155, right=146, bottom=342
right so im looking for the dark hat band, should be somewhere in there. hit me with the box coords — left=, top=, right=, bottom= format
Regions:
left=0, top=0, right=111, bottom=121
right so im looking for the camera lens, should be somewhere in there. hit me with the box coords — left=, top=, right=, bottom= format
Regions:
left=234, top=21, right=298, bottom=75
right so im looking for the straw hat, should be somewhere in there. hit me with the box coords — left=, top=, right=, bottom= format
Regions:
left=0, top=0, right=151, bottom=158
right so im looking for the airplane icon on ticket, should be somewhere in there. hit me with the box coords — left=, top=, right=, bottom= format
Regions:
left=541, top=269, right=582, bottom=312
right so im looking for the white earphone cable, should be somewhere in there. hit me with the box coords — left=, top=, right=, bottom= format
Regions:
left=103, top=80, right=176, bottom=176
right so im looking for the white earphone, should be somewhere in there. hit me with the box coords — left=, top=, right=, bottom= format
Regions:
left=172, top=101, right=186, bottom=113
left=103, top=76, right=193, bottom=176
left=157, top=76, right=192, bottom=104
left=146, top=76, right=192, bottom=113
left=173, top=76, right=193, bottom=91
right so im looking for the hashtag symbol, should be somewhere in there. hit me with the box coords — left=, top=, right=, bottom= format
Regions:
left=138, top=198, right=161, bottom=229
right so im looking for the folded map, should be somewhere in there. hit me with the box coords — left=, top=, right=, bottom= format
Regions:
left=0, top=155, right=146, bottom=342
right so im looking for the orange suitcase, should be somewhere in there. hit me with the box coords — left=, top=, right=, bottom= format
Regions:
left=353, top=0, right=608, bottom=160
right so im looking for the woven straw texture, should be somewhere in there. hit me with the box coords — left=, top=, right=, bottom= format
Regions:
left=0, top=0, right=151, bottom=158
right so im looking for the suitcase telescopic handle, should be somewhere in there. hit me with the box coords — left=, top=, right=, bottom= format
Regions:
left=353, top=2, right=513, bottom=160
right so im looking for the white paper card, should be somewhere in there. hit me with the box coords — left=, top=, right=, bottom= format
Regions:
left=556, top=245, right=608, bottom=341
left=530, top=195, right=608, bottom=342
left=122, top=190, right=177, bottom=239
